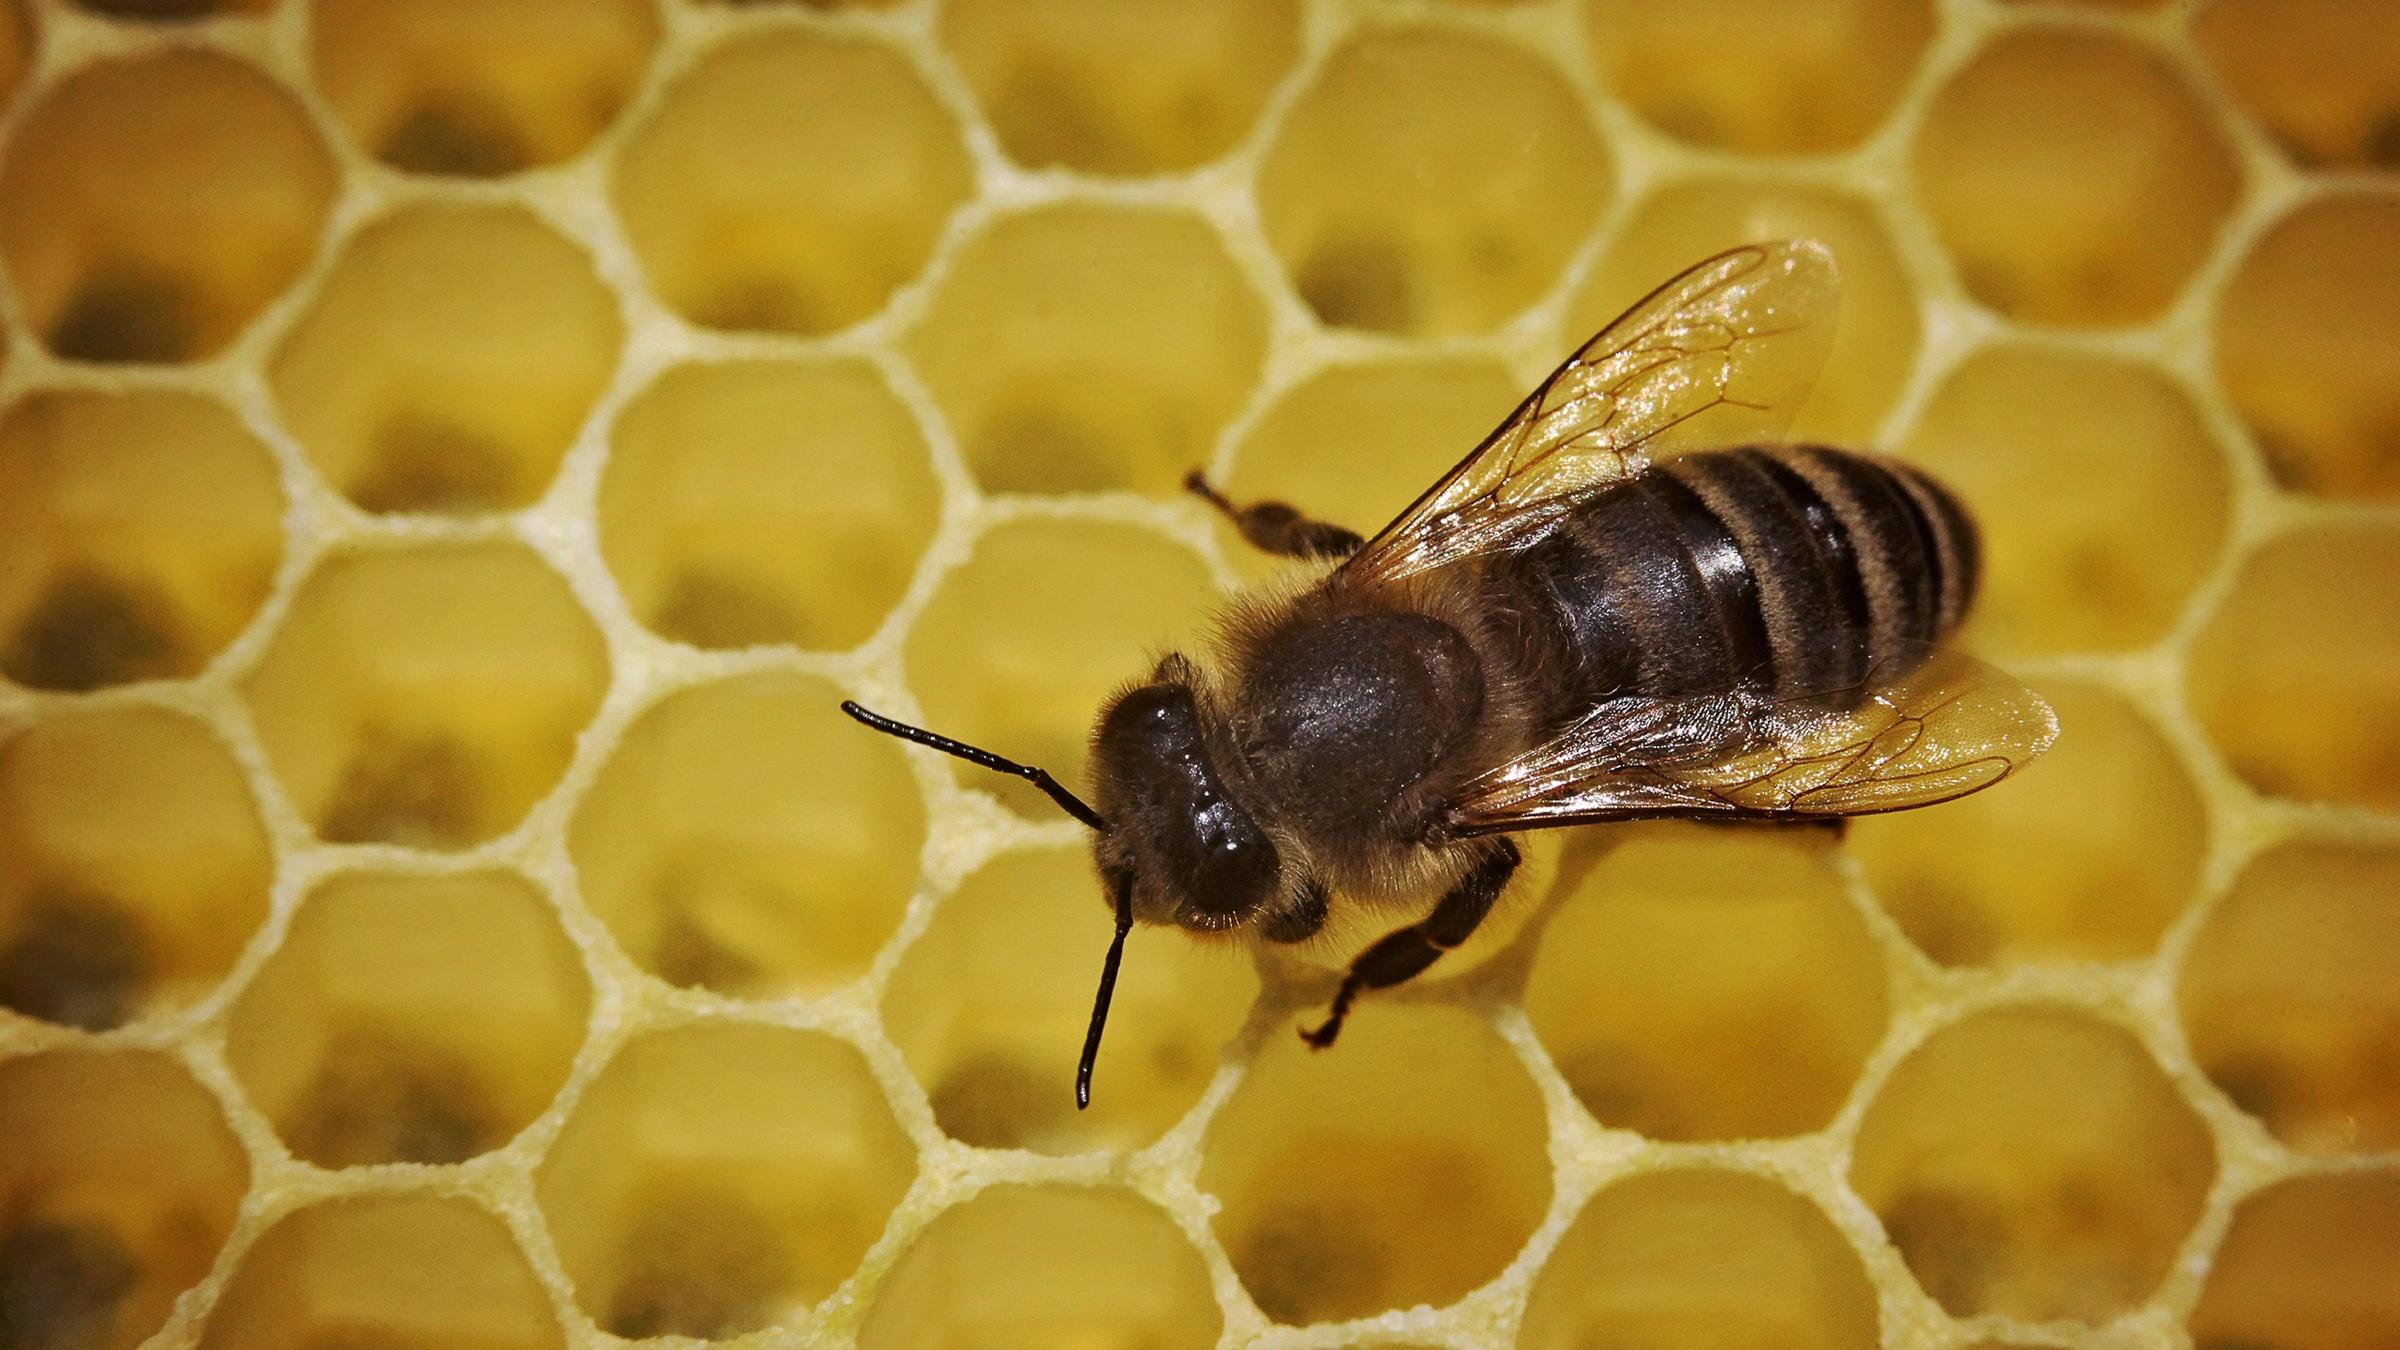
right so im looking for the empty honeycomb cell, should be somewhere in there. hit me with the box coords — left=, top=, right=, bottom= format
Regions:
left=883, top=846, right=1255, bottom=1153
left=909, top=203, right=1266, bottom=494
left=0, top=1050, right=248, bottom=1350
left=569, top=672, right=922, bottom=995
left=2179, top=841, right=2400, bottom=1155
left=1518, top=1168, right=1878, bottom=1350
left=2188, top=1170, right=2400, bottom=1349
left=857, top=1184, right=1220, bottom=1349
left=0, top=390, right=284, bottom=692
left=1200, top=1005, right=1549, bottom=1324
left=599, top=359, right=939, bottom=652
left=223, top=870, right=590, bottom=1167
left=0, top=707, right=269, bottom=1029
left=2196, top=0, right=2400, bottom=169
left=1255, top=27, right=1611, bottom=336
left=1584, top=0, right=1933, bottom=155
left=1898, top=346, right=2230, bottom=655
left=1848, top=1006, right=2216, bottom=1321
left=311, top=0, right=659, bottom=176
left=1524, top=828, right=1887, bottom=1142
left=1217, top=356, right=1519, bottom=582
left=1571, top=182, right=1918, bottom=446
left=941, top=0, right=1299, bottom=175
left=267, top=204, right=623, bottom=514
left=904, top=519, right=1217, bottom=820
left=198, top=1195, right=563, bottom=1350
left=1911, top=28, right=2243, bottom=326
left=535, top=1021, right=916, bottom=1338
left=2187, top=525, right=2400, bottom=810
left=612, top=29, right=971, bottom=337
left=1849, top=682, right=2204, bottom=966
left=2213, top=193, right=2400, bottom=502
left=242, top=543, right=609, bottom=849
left=0, top=49, right=334, bottom=363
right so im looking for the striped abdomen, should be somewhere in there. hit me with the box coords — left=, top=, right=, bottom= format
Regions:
left=1488, top=445, right=1980, bottom=729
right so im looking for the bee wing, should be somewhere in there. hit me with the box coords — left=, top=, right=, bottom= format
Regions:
left=1343, top=239, right=1840, bottom=586
left=1444, top=648, right=2059, bottom=833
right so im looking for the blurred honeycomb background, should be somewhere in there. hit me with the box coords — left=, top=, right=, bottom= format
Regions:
left=0, top=0, right=2394, bottom=1345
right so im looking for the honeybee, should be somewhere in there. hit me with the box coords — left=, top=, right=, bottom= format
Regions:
left=845, top=241, right=2056, bottom=1107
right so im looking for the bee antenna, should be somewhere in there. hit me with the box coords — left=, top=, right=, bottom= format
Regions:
left=839, top=701, right=1108, bottom=832
left=1078, top=870, right=1135, bottom=1110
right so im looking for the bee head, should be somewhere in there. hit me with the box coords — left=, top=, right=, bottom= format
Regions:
left=838, top=695, right=1198, bottom=1113
left=1089, top=671, right=1282, bottom=936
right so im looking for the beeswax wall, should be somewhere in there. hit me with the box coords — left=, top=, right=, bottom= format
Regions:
left=0, top=0, right=2394, bottom=1346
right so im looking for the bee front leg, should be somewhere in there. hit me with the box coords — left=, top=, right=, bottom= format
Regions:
left=1300, top=838, right=1519, bottom=1050
left=1185, top=471, right=1363, bottom=561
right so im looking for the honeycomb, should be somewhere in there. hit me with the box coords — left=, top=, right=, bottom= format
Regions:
left=0, top=0, right=2394, bottom=1345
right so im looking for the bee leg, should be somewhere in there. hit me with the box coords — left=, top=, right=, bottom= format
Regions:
left=1185, top=470, right=1363, bottom=561
left=1301, top=839, right=1519, bottom=1049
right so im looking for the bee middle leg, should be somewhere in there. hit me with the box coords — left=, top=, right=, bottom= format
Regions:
left=1185, top=471, right=1363, bottom=561
left=1301, top=838, right=1520, bottom=1050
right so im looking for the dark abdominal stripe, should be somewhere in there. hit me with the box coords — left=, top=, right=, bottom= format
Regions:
left=1506, top=446, right=1980, bottom=728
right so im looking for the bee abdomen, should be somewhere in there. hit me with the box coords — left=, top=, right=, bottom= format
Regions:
left=1492, top=445, right=1980, bottom=722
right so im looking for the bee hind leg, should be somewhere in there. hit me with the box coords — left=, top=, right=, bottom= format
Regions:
left=1185, top=471, right=1363, bottom=561
left=1301, top=838, right=1519, bottom=1049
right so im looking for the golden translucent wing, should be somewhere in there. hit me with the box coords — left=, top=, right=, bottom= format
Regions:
left=1343, top=239, right=1841, bottom=586
left=1445, top=649, right=2059, bottom=833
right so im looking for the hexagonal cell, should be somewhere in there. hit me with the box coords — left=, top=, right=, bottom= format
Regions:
left=904, top=519, right=1217, bottom=820
left=1848, top=1006, right=2216, bottom=1321
left=909, top=204, right=1267, bottom=495
left=2180, top=841, right=2400, bottom=1155
left=941, top=0, right=1298, bottom=175
left=0, top=49, right=335, bottom=363
left=267, top=204, right=623, bottom=514
left=1849, top=681, right=2205, bottom=966
left=224, top=869, right=590, bottom=1167
left=198, top=1195, right=562, bottom=1350
left=1524, top=827, right=1886, bottom=1142
left=2214, top=193, right=2400, bottom=502
left=310, top=0, right=659, bottom=176
left=0, top=707, right=270, bottom=1030
left=243, top=543, right=609, bottom=849
left=1911, top=28, right=2242, bottom=326
left=858, top=1184, right=1219, bottom=1349
left=1570, top=182, right=1918, bottom=445
left=1584, top=0, right=1933, bottom=154
left=1217, top=355, right=1519, bottom=583
left=599, top=359, right=939, bottom=652
left=569, top=672, right=922, bottom=996
left=1897, top=346, right=2230, bottom=655
left=0, top=390, right=284, bottom=692
left=2188, top=525, right=2400, bottom=810
left=2189, top=1171, right=2400, bottom=1349
left=1518, top=1168, right=1878, bottom=1350
left=884, top=847, right=1255, bottom=1153
left=612, top=29, right=972, bottom=336
left=1200, top=1005, right=1549, bottom=1323
left=535, top=1021, right=916, bottom=1339
left=1256, top=27, right=1612, bottom=336
left=2196, top=0, right=2400, bottom=169
left=0, top=1050, right=248, bottom=1350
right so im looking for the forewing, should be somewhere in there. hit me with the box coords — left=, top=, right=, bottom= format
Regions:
left=1447, top=649, right=2059, bottom=833
left=1344, top=239, right=1840, bottom=586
